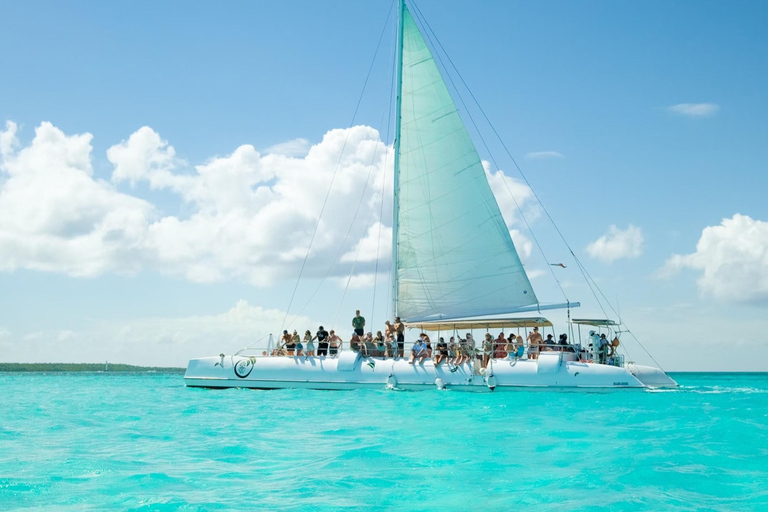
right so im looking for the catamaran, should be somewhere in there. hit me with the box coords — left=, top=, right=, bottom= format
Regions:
left=184, top=0, right=676, bottom=390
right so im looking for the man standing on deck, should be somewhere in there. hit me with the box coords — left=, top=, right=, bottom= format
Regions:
left=394, top=316, right=405, bottom=357
left=314, top=326, right=329, bottom=356
left=352, top=310, right=365, bottom=337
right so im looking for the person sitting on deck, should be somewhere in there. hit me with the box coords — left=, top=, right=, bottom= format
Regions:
left=409, top=337, right=428, bottom=364
left=328, top=330, right=342, bottom=357
left=349, top=332, right=362, bottom=353
left=482, top=333, right=494, bottom=368
left=423, top=334, right=432, bottom=357
left=448, top=336, right=459, bottom=365
left=293, top=330, right=303, bottom=356
left=314, top=326, right=329, bottom=356
left=362, top=332, right=374, bottom=356
left=527, top=326, right=542, bottom=360
left=304, top=330, right=315, bottom=357
left=494, top=332, right=507, bottom=359
left=282, top=330, right=295, bottom=356
left=434, top=337, right=449, bottom=366
left=542, top=334, right=555, bottom=351
left=464, top=333, right=476, bottom=365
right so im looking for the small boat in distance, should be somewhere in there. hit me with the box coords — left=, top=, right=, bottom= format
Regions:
left=184, top=0, right=676, bottom=391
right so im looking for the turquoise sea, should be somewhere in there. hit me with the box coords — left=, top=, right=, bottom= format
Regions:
left=1, top=372, right=767, bottom=511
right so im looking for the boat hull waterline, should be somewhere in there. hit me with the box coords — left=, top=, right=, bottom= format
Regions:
left=184, top=352, right=676, bottom=390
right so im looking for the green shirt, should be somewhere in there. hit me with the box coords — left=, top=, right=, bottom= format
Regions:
left=352, top=315, right=365, bottom=329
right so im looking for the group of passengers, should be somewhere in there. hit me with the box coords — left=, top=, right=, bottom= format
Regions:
left=271, top=310, right=407, bottom=358
left=271, top=310, right=580, bottom=368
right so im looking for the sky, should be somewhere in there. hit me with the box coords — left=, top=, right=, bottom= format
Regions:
left=1, top=0, right=767, bottom=370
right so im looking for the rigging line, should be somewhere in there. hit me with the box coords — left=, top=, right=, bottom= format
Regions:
left=575, top=258, right=665, bottom=372
left=286, top=109, right=390, bottom=331
left=409, top=1, right=568, bottom=304
left=331, top=111, right=389, bottom=331
left=280, top=0, right=396, bottom=331
left=410, top=2, right=665, bottom=370
left=234, top=333, right=271, bottom=355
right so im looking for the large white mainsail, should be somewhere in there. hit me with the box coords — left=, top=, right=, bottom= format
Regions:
left=394, top=5, right=537, bottom=322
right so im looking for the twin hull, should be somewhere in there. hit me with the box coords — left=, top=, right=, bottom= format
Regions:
left=184, top=352, right=673, bottom=390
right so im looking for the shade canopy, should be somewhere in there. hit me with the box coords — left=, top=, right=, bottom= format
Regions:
left=405, top=316, right=553, bottom=332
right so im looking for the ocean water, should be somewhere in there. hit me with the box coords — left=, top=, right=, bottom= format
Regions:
left=1, top=373, right=767, bottom=511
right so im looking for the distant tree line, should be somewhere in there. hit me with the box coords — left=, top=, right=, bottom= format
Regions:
left=0, top=363, right=185, bottom=373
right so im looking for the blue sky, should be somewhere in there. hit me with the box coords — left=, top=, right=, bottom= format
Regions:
left=1, top=0, right=767, bottom=370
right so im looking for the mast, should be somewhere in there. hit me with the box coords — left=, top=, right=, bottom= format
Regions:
left=392, top=0, right=405, bottom=319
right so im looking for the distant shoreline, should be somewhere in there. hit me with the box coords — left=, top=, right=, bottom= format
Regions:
left=0, top=363, right=185, bottom=373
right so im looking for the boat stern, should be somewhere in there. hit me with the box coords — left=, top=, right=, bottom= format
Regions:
left=626, top=363, right=678, bottom=388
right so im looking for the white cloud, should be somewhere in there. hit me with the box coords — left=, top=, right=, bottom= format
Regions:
left=108, top=126, right=178, bottom=186
left=0, top=121, right=540, bottom=288
left=667, top=103, right=719, bottom=118
left=265, top=138, right=311, bottom=158
left=483, top=162, right=538, bottom=228
left=0, top=121, right=155, bottom=277
left=660, top=214, right=768, bottom=303
left=335, top=272, right=381, bottom=290
left=0, top=300, right=312, bottom=367
left=525, top=151, right=564, bottom=160
left=0, top=121, right=18, bottom=158
left=587, top=225, right=644, bottom=263
left=1, top=121, right=393, bottom=286
left=510, top=229, right=533, bottom=262
left=341, top=222, right=392, bottom=263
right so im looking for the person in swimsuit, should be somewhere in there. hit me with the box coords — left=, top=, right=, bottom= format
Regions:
left=527, top=326, right=542, bottom=360
left=482, top=333, right=494, bottom=368
left=349, top=332, right=362, bottom=353
left=394, top=317, right=405, bottom=357
left=291, top=330, right=302, bottom=356
left=282, top=330, right=295, bottom=356
left=374, top=331, right=385, bottom=357
left=304, top=330, right=315, bottom=357
left=384, top=333, right=394, bottom=358
left=328, top=330, right=342, bottom=356
left=494, top=332, right=507, bottom=359
left=384, top=320, right=395, bottom=340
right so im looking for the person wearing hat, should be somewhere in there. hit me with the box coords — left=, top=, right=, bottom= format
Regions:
left=292, top=330, right=303, bottom=356
left=543, top=334, right=555, bottom=352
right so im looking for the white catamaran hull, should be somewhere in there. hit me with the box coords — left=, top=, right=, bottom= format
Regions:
left=184, top=352, right=675, bottom=390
